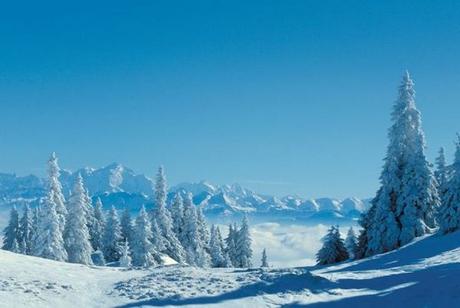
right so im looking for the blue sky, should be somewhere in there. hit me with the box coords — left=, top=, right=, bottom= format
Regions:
left=1, top=1, right=460, bottom=198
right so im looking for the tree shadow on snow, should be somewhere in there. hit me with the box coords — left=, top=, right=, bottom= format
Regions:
left=321, top=233, right=460, bottom=274
left=114, top=269, right=334, bottom=307
left=285, top=262, right=460, bottom=307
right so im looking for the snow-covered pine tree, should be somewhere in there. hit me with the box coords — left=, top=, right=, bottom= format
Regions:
left=152, top=166, right=186, bottom=263
left=132, top=206, right=161, bottom=267
left=170, top=193, right=184, bottom=239
left=439, top=136, right=460, bottom=234
left=225, top=224, right=237, bottom=267
left=102, top=206, right=123, bottom=262
left=181, top=193, right=210, bottom=267
left=33, top=191, right=68, bottom=261
left=435, top=147, right=449, bottom=200
left=119, top=240, right=132, bottom=267
left=2, top=206, right=20, bottom=252
left=316, top=226, right=348, bottom=265
left=209, top=225, right=225, bottom=267
left=150, top=217, right=166, bottom=252
left=83, top=188, right=95, bottom=239
left=234, top=216, right=253, bottom=268
left=121, top=207, right=134, bottom=246
left=196, top=207, right=210, bottom=252
left=18, top=204, right=34, bottom=255
left=29, top=206, right=40, bottom=254
left=47, top=152, right=67, bottom=234
left=63, top=175, right=93, bottom=265
left=363, top=72, right=439, bottom=256
left=344, top=227, right=358, bottom=260
left=90, top=198, right=105, bottom=251
left=261, top=248, right=268, bottom=268
left=216, top=226, right=232, bottom=267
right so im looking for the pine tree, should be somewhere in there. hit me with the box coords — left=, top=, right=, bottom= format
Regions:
left=119, top=240, right=132, bottom=267
left=181, top=193, right=210, bottom=267
left=216, top=227, right=232, bottom=267
left=63, top=175, right=93, bottom=265
left=261, top=248, right=269, bottom=268
left=18, top=204, right=34, bottom=255
left=225, top=224, right=237, bottom=266
left=33, top=191, right=68, bottom=261
left=316, top=226, right=349, bottom=265
left=170, top=193, right=184, bottom=239
left=439, top=136, right=460, bottom=234
left=132, top=206, right=161, bottom=267
left=435, top=147, right=449, bottom=199
left=234, top=216, right=253, bottom=268
left=152, top=166, right=186, bottom=263
left=196, top=207, right=210, bottom=252
left=344, top=227, right=358, bottom=260
left=83, top=188, right=95, bottom=239
left=47, top=152, right=67, bottom=234
left=209, top=225, right=225, bottom=267
left=102, top=206, right=123, bottom=262
left=30, top=206, right=40, bottom=254
left=150, top=217, right=166, bottom=252
left=90, top=198, right=105, bottom=251
left=2, top=206, right=20, bottom=252
left=363, top=72, right=439, bottom=256
left=121, top=207, right=134, bottom=246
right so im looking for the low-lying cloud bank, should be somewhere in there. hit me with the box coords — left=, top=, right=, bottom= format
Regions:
left=250, top=223, right=330, bottom=267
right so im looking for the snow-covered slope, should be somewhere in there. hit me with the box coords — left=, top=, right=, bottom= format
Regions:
left=1, top=231, right=459, bottom=307
left=0, top=165, right=370, bottom=223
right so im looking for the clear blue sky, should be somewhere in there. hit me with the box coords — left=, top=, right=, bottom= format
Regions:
left=1, top=1, right=460, bottom=198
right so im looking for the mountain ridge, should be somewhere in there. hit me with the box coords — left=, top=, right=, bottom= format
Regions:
left=0, top=163, right=370, bottom=222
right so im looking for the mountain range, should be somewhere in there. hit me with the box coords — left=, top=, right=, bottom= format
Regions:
left=0, top=163, right=370, bottom=224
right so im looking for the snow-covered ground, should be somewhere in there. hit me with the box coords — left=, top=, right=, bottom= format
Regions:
left=1, top=230, right=459, bottom=307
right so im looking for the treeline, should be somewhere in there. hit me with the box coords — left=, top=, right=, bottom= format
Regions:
left=317, top=71, right=460, bottom=265
left=2, top=155, right=254, bottom=268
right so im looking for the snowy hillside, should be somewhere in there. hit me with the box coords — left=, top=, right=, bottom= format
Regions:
left=1, top=230, right=459, bottom=307
left=0, top=166, right=370, bottom=224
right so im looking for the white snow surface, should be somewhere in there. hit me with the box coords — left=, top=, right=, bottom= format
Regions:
left=1, top=231, right=459, bottom=307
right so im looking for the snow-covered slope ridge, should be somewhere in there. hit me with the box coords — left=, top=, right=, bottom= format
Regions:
left=1, top=231, right=459, bottom=307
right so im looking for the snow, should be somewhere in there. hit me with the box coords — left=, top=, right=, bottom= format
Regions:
left=1, top=229, right=460, bottom=307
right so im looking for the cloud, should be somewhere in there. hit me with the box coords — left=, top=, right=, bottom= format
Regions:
left=217, top=222, right=330, bottom=268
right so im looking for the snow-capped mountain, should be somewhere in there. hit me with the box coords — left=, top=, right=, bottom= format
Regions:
left=0, top=164, right=370, bottom=223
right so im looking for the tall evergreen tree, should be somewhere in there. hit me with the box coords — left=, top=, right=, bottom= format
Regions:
left=121, top=207, right=134, bottom=246
left=132, top=206, right=161, bottom=267
left=363, top=72, right=439, bottom=256
left=119, top=240, right=132, bottom=267
left=18, top=204, right=34, bottom=255
left=152, top=166, right=186, bottom=263
left=63, top=175, right=93, bottom=265
left=209, top=225, right=225, bottom=267
left=89, top=198, right=105, bottom=251
left=102, top=206, right=123, bottom=262
left=225, top=224, right=237, bottom=266
left=316, top=226, right=348, bottom=265
left=33, top=191, right=68, bottom=261
left=216, top=226, right=232, bottom=267
left=344, top=227, right=358, bottom=260
left=261, top=248, right=269, bottom=268
left=439, top=136, right=460, bottom=234
left=47, top=152, right=67, bottom=234
left=435, top=147, right=449, bottom=197
left=181, top=193, right=209, bottom=267
left=2, top=206, right=20, bottom=252
left=150, top=217, right=166, bottom=252
left=170, top=193, right=184, bottom=239
left=234, top=216, right=253, bottom=268
left=196, top=207, right=210, bottom=252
